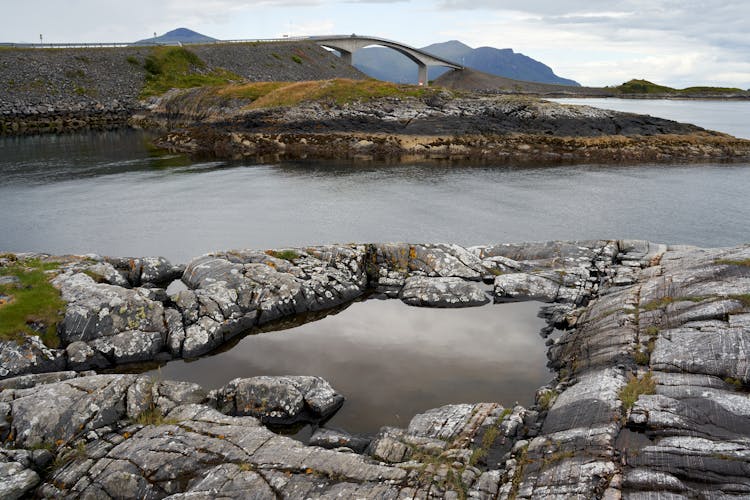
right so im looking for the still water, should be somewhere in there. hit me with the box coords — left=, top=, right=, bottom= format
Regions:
left=551, top=98, right=750, bottom=139
left=150, top=300, right=549, bottom=434
left=1, top=115, right=750, bottom=263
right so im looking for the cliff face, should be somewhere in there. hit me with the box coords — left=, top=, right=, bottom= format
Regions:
left=0, top=42, right=364, bottom=134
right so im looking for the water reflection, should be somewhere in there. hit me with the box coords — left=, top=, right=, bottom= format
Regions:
left=149, top=299, right=550, bottom=434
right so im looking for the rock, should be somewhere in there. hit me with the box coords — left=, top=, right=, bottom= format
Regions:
left=0, top=334, right=66, bottom=379
left=104, top=256, right=184, bottom=287
left=66, top=341, right=110, bottom=370
left=400, top=276, right=489, bottom=308
left=52, top=272, right=166, bottom=344
left=0, top=459, right=40, bottom=500
left=494, top=272, right=582, bottom=303
left=0, top=276, right=20, bottom=286
left=309, top=428, right=371, bottom=453
left=89, top=329, right=164, bottom=364
left=212, top=376, right=345, bottom=425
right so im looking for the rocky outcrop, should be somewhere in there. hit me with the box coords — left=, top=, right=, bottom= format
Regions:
left=149, top=89, right=750, bottom=164
left=1, top=240, right=749, bottom=497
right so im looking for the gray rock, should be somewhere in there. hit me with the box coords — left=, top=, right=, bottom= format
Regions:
left=53, top=272, right=166, bottom=344
left=89, top=329, right=163, bottom=364
left=494, top=272, right=582, bottom=303
left=0, top=276, right=21, bottom=286
left=0, top=334, right=66, bottom=379
left=0, top=459, right=40, bottom=500
left=400, top=276, right=489, bottom=308
left=309, top=428, right=371, bottom=453
left=213, top=376, right=344, bottom=425
left=65, top=340, right=110, bottom=370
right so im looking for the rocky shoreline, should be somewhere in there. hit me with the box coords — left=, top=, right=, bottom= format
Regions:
left=1, top=239, right=749, bottom=498
left=143, top=90, right=750, bottom=164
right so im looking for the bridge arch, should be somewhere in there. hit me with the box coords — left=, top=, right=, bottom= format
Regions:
left=310, top=35, right=462, bottom=86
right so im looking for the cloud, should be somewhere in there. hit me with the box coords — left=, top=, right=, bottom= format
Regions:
left=432, top=1, right=750, bottom=87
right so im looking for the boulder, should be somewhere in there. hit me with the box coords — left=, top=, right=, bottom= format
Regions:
left=212, top=376, right=344, bottom=425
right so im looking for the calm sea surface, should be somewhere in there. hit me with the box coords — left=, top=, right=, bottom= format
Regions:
left=2, top=99, right=749, bottom=432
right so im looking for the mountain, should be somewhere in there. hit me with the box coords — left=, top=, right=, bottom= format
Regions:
left=353, top=40, right=579, bottom=86
left=134, top=28, right=216, bottom=45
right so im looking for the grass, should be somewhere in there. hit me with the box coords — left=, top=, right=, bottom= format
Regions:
left=291, top=55, right=303, bottom=64
left=633, top=349, right=650, bottom=366
left=620, top=372, right=656, bottom=411
left=214, top=78, right=435, bottom=109
left=0, top=259, right=64, bottom=347
left=731, top=294, right=750, bottom=308
left=537, top=390, right=557, bottom=411
left=265, top=249, right=300, bottom=261
left=134, top=406, right=179, bottom=426
left=615, top=79, right=744, bottom=95
left=716, top=258, right=750, bottom=267
left=140, top=46, right=242, bottom=97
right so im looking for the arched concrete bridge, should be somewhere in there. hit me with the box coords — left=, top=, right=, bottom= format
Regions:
left=308, top=35, right=463, bottom=86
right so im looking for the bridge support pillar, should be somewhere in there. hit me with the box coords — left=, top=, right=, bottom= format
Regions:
left=338, top=49, right=353, bottom=66
left=418, top=64, right=428, bottom=86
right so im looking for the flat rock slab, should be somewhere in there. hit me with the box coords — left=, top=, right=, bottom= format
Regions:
left=400, top=276, right=489, bottom=307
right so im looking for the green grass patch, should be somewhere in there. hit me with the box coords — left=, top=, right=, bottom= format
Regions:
left=730, top=294, right=750, bottom=308
left=265, top=249, right=300, bottom=261
left=620, top=372, right=656, bottom=411
left=140, top=46, right=241, bottom=97
left=215, top=78, right=435, bottom=109
left=126, top=55, right=140, bottom=66
left=291, top=55, right=303, bottom=64
left=0, top=259, right=64, bottom=347
left=716, top=258, right=750, bottom=267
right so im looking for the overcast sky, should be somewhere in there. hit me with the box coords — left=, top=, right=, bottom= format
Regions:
left=3, top=0, right=749, bottom=88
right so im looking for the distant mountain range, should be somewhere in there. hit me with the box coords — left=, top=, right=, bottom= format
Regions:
left=354, top=40, right=580, bottom=87
left=134, top=28, right=216, bottom=45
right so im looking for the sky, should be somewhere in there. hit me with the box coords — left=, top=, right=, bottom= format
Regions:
left=2, top=0, right=749, bottom=88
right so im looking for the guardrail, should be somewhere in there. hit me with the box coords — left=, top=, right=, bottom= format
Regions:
left=0, top=37, right=313, bottom=49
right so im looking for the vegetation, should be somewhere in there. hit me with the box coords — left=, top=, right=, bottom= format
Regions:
left=291, top=55, right=303, bottom=64
left=615, top=79, right=744, bottom=95
left=134, top=406, right=179, bottom=426
left=716, top=258, right=750, bottom=267
left=141, top=46, right=241, bottom=97
left=265, top=249, right=300, bottom=261
left=731, top=294, right=750, bottom=308
left=0, top=258, right=64, bottom=347
left=215, top=78, right=436, bottom=109
left=126, top=55, right=140, bottom=66
left=620, top=372, right=656, bottom=411
left=537, top=389, right=557, bottom=411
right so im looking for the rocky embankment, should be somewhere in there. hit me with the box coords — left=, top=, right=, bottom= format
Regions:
left=0, top=42, right=362, bottom=135
left=1, top=240, right=749, bottom=498
left=147, top=89, right=750, bottom=163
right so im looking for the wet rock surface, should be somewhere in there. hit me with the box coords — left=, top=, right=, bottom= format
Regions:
left=0, top=239, right=748, bottom=497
